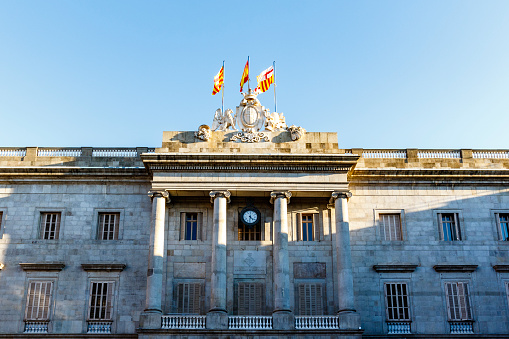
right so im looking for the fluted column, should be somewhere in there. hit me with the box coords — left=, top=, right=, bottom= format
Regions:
left=331, top=191, right=360, bottom=329
left=270, top=191, right=294, bottom=330
left=140, top=190, right=169, bottom=329
left=207, top=190, right=230, bottom=329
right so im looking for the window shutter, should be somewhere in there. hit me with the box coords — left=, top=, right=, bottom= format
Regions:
left=237, top=282, right=264, bottom=315
left=177, top=283, right=201, bottom=314
left=453, top=213, right=461, bottom=240
left=313, top=213, right=320, bottom=241
left=457, top=282, right=471, bottom=320
left=438, top=213, right=444, bottom=240
left=297, top=283, right=324, bottom=316
left=296, top=213, right=302, bottom=241
left=180, top=212, right=186, bottom=240
left=198, top=212, right=204, bottom=241
left=26, top=281, right=53, bottom=321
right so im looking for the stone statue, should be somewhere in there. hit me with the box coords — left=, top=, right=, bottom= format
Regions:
left=194, top=124, right=211, bottom=141
left=287, top=125, right=306, bottom=141
left=211, top=108, right=236, bottom=131
left=264, top=111, right=287, bottom=131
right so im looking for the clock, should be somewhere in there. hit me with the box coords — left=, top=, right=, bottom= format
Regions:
left=240, top=206, right=261, bottom=227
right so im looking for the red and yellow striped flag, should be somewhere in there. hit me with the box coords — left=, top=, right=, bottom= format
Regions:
left=212, top=66, right=224, bottom=95
left=255, top=66, right=274, bottom=93
left=240, top=59, right=249, bottom=92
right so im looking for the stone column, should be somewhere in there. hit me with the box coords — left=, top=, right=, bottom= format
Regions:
left=270, top=191, right=294, bottom=330
left=140, top=190, right=169, bottom=329
left=331, top=191, right=360, bottom=329
left=207, top=190, right=231, bottom=329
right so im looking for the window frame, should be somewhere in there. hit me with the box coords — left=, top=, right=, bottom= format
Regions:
left=234, top=280, right=266, bottom=315
left=493, top=211, right=509, bottom=241
left=444, top=281, right=473, bottom=322
left=433, top=210, right=464, bottom=242
left=87, top=281, right=115, bottom=321
left=92, top=209, right=124, bottom=240
left=294, top=211, right=320, bottom=242
left=374, top=209, right=405, bottom=242
left=384, top=282, right=411, bottom=322
left=97, top=213, right=120, bottom=240
left=295, top=282, right=326, bottom=316
left=0, top=209, right=5, bottom=239
left=24, top=280, right=54, bottom=322
left=39, top=212, right=62, bottom=240
left=179, top=211, right=205, bottom=241
left=174, top=281, right=204, bottom=314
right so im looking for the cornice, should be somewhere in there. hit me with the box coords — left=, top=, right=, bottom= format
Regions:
left=373, top=264, right=418, bottom=273
left=433, top=264, right=478, bottom=272
left=81, top=263, right=126, bottom=272
left=20, top=262, right=65, bottom=271
left=492, top=264, right=509, bottom=272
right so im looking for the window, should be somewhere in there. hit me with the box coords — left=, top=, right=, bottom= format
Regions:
left=380, top=213, right=402, bottom=241
left=25, top=281, right=53, bottom=321
left=88, top=282, right=114, bottom=321
left=236, top=282, right=264, bottom=315
left=439, top=213, right=461, bottom=241
left=497, top=213, right=509, bottom=241
left=180, top=212, right=203, bottom=241
left=176, top=283, right=202, bottom=314
left=40, top=213, right=61, bottom=240
left=296, top=283, right=324, bottom=315
left=238, top=222, right=261, bottom=241
left=384, top=282, right=411, bottom=321
left=98, top=213, right=119, bottom=240
left=445, top=282, right=472, bottom=321
left=296, top=213, right=319, bottom=241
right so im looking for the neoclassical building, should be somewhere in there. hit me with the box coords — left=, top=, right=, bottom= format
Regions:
left=0, top=94, right=509, bottom=338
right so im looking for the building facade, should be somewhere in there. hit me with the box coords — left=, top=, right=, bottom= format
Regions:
left=0, top=99, right=509, bottom=338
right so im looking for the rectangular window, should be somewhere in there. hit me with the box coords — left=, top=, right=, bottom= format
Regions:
left=296, top=283, right=324, bottom=315
left=88, top=282, right=114, bottom=321
left=238, top=222, right=261, bottom=241
left=297, top=213, right=319, bottom=241
left=497, top=213, right=509, bottom=241
left=380, top=213, right=403, bottom=241
left=25, top=281, right=53, bottom=321
left=445, top=282, right=472, bottom=321
left=177, top=283, right=202, bottom=314
left=40, top=213, right=61, bottom=240
left=98, top=213, right=119, bottom=240
left=236, top=282, right=264, bottom=315
left=180, top=212, right=203, bottom=241
left=439, top=213, right=462, bottom=241
left=384, top=282, right=411, bottom=321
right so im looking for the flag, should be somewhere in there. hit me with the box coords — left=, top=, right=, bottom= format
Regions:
left=240, top=59, right=249, bottom=92
left=212, top=66, right=224, bottom=95
left=255, top=66, right=274, bottom=93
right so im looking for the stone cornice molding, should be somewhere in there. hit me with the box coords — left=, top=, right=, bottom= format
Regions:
left=209, top=190, right=231, bottom=203
left=20, top=262, right=65, bottom=271
left=373, top=264, right=418, bottom=273
left=433, top=264, right=478, bottom=272
left=81, top=263, right=126, bottom=272
left=492, top=265, right=509, bottom=272
left=329, top=191, right=352, bottom=204
left=148, top=190, right=170, bottom=203
left=270, top=191, right=292, bottom=204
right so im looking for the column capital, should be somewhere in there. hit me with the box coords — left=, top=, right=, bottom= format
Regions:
left=270, top=191, right=292, bottom=204
left=148, top=190, right=170, bottom=202
left=329, top=191, right=352, bottom=204
left=209, top=190, right=231, bottom=203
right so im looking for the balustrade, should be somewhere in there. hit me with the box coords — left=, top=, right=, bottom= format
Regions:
left=387, top=322, right=411, bottom=334
left=362, top=150, right=407, bottom=159
left=473, top=151, right=509, bottom=159
left=92, top=148, right=138, bottom=157
left=0, top=148, right=26, bottom=157
left=24, top=321, right=48, bottom=333
left=87, top=321, right=112, bottom=334
left=228, top=316, right=273, bottom=329
left=418, top=150, right=460, bottom=158
left=295, top=316, right=339, bottom=329
left=38, top=148, right=82, bottom=157
left=450, top=321, right=474, bottom=334
left=161, top=315, right=206, bottom=329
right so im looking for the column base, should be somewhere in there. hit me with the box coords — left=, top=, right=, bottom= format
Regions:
left=139, top=311, right=162, bottom=329
left=272, top=310, right=295, bottom=330
left=338, top=310, right=361, bottom=330
left=206, top=310, right=228, bottom=329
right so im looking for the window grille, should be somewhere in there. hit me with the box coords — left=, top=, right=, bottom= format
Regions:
left=177, top=283, right=202, bottom=314
left=238, top=222, right=261, bottom=241
left=88, top=282, right=114, bottom=321
left=384, top=282, right=411, bottom=321
left=497, top=213, right=509, bottom=241
left=40, top=213, right=61, bottom=240
left=297, top=283, right=324, bottom=315
left=25, top=281, right=53, bottom=321
left=445, top=282, right=472, bottom=321
left=98, top=213, right=119, bottom=240
left=379, top=213, right=402, bottom=241
left=439, top=213, right=462, bottom=241
left=237, top=282, right=264, bottom=315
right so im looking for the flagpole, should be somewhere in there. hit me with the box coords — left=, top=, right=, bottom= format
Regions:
left=247, top=56, right=250, bottom=91
left=221, top=60, right=225, bottom=113
left=273, top=61, right=277, bottom=112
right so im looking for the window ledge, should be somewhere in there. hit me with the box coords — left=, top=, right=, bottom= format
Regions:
left=492, top=264, right=509, bottom=272
left=81, top=263, right=126, bottom=272
left=20, top=262, right=65, bottom=271
left=433, top=264, right=477, bottom=272
left=373, top=264, right=418, bottom=273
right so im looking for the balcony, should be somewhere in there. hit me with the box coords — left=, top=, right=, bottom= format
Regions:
left=24, top=321, right=48, bottom=333
left=450, top=321, right=474, bottom=334
left=87, top=321, right=112, bottom=334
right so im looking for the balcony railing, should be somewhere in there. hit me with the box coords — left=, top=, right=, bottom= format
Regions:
left=38, top=148, right=82, bottom=157
left=87, top=321, right=112, bottom=334
left=24, top=321, right=48, bottom=333
left=362, top=150, right=407, bottom=159
left=473, top=150, right=509, bottom=159
left=450, top=321, right=474, bottom=334
left=418, top=150, right=461, bottom=158
left=228, top=315, right=272, bottom=329
left=0, top=148, right=26, bottom=157
left=162, top=315, right=206, bottom=329
left=295, top=316, right=339, bottom=329
left=387, top=321, right=411, bottom=334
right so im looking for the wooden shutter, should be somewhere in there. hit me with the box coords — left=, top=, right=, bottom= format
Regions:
left=237, top=282, right=264, bottom=315
left=380, top=214, right=402, bottom=241
left=198, top=212, right=204, bottom=241
left=453, top=213, right=461, bottom=240
left=88, top=282, right=114, bottom=320
left=457, top=282, right=471, bottom=320
left=297, top=283, right=324, bottom=315
left=313, top=213, right=320, bottom=241
left=41, top=213, right=60, bottom=240
left=180, top=212, right=186, bottom=240
left=445, top=282, right=472, bottom=321
left=25, top=281, right=53, bottom=321
left=384, top=282, right=410, bottom=321
left=296, top=213, right=302, bottom=241
left=177, top=283, right=201, bottom=314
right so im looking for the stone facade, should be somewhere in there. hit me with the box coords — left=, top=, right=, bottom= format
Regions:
left=0, top=135, right=508, bottom=338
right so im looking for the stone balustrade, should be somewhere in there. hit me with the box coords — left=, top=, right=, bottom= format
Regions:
left=294, top=316, right=339, bottom=329
left=387, top=321, right=411, bottom=334
left=362, top=150, right=407, bottom=158
left=87, top=321, right=112, bottom=333
left=0, top=148, right=26, bottom=156
left=24, top=321, right=49, bottom=333
left=161, top=315, right=206, bottom=329
left=449, top=321, right=474, bottom=334
left=228, top=316, right=273, bottom=329
left=0, top=147, right=155, bottom=158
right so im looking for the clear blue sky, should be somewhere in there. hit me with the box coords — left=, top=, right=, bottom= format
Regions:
left=1, top=1, right=508, bottom=149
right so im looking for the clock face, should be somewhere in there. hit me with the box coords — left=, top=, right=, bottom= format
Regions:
left=243, top=210, right=258, bottom=224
